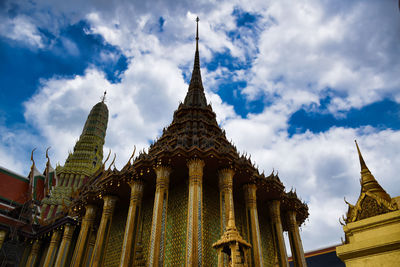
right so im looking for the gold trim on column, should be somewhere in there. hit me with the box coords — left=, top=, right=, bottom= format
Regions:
left=54, top=224, right=76, bottom=267
left=148, top=165, right=171, bottom=267
left=71, top=205, right=97, bottom=267
left=0, top=230, right=6, bottom=250
left=218, top=168, right=234, bottom=232
left=120, top=179, right=144, bottom=267
left=269, top=200, right=289, bottom=267
left=244, top=183, right=264, bottom=267
left=186, top=158, right=205, bottom=267
left=43, top=229, right=62, bottom=267
left=286, top=210, right=306, bottom=267
left=90, top=195, right=118, bottom=267
left=26, top=239, right=41, bottom=267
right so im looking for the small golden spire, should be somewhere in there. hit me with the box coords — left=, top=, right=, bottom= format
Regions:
left=355, top=140, right=368, bottom=171
left=354, top=140, right=391, bottom=202
left=227, top=209, right=236, bottom=230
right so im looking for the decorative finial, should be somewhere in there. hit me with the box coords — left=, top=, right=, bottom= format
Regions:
left=354, top=140, right=368, bottom=171
left=108, top=153, right=116, bottom=171
left=196, top=17, right=199, bottom=52
left=102, top=149, right=112, bottom=169
left=30, top=148, right=37, bottom=165
left=101, top=90, right=107, bottom=103
left=46, top=147, right=51, bottom=160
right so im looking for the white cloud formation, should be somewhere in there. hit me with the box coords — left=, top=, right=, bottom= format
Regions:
left=0, top=15, right=44, bottom=48
left=244, top=0, right=400, bottom=114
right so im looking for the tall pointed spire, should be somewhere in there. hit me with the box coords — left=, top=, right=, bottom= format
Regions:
left=355, top=140, right=368, bottom=171
left=354, top=140, right=391, bottom=202
left=184, top=17, right=207, bottom=107
left=61, top=99, right=109, bottom=176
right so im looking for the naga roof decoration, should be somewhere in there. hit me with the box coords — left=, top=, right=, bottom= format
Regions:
left=344, top=141, right=398, bottom=224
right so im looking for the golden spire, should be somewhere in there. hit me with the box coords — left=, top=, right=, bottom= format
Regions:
left=183, top=16, right=207, bottom=107
left=226, top=209, right=236, bottom=231
left=355, top=140, right=368, bottom=172
left=354, top=140, right=391, bottom=202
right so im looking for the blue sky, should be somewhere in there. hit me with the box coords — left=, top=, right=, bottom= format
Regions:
left=1, top=0, right=400, bottom=253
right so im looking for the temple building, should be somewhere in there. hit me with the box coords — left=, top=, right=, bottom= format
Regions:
left=0, top=19, right=309, bottom=267
left=336, top=142, right=400, bottom=266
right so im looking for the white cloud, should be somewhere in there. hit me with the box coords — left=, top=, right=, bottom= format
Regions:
left=244, top=0, right=400, bottom=114
left=0, top=15, right=44, bottom=48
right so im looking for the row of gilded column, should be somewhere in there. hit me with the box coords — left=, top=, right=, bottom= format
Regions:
left=145, top=159, right=306, bottom=267
left=19, top=158, right=306, bottom=267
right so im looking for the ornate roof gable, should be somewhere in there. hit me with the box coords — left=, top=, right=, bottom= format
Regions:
left=344, top=141, right=398, bottom=224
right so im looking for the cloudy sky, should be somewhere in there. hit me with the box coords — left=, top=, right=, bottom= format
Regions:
left=1, top=0, right=399, bottom=253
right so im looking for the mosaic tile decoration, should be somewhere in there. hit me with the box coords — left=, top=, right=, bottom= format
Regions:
left=103, top=204, right=128, bottom=267
left=148, top=191, right=160, bottom=266
left=141, top=195, right=155, bottom=265
left=164, top=182, right=188, bottom=267
left=259, top=208, right=276, bottom=266
left=234, top=200, right=249, bottom=242
left=202, top=182, right=220, bottom=267
left=159, top=192, right=168, bottom=266
left=197, top=187, right=202, bottom=267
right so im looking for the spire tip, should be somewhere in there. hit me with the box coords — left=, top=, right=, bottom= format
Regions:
left=196, top=17, right=199, bottom=51
left=355, top=140, right=368, bottom=171
left=101, top=90, right=107, bottom=103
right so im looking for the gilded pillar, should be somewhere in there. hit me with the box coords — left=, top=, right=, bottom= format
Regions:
left=244, top=183, right=263, bottom=267
left=120, top=179, right=144, bottom=267
left=43, top=229, right=62, bottom=267
left=83, top=229, right=97, bottom=267
left=148, top=165, right=171, bottom=267
left=287, top=210, right=306, bottom=267
left=186, top=158, right=205, bottom=267
left=71, top=205, right=97, bottom=266
left=90, top=195, right=118, bottom=266
left=54, top=224, right=76, bottom=267
left=0, top=229, right=6, bottom=250
left=218, top=168, right=234, bottom=231
left=269, top=200, right=289, bottom=267
left=26, top=239, right=41, bottom=267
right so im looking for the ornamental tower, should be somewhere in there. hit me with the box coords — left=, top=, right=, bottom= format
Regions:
left=62, top=95, right=109, bottom=175
left=40, top=97, right=109, bottom=221
left=336, top=141, right=400, bottom=266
